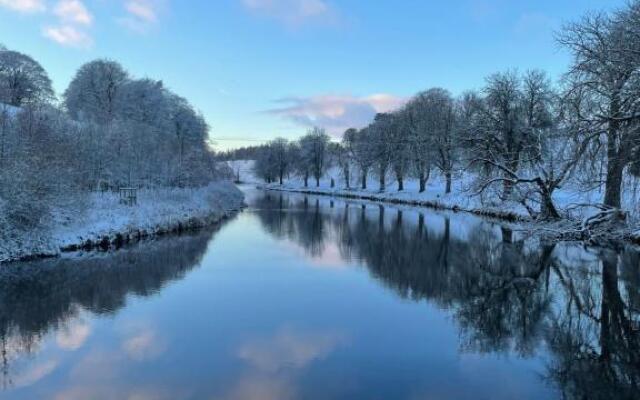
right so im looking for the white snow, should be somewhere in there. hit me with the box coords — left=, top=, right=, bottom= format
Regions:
left=259, top=165, right=640, bottom=227
left=261, top=168, right=530, bottom=221
left=223, top=160, right=258, bottom=183
left=0, top=182, right=245, bottom=263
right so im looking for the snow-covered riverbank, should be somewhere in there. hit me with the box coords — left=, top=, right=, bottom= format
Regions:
left=0, top=182, right=245, bottom=263
left=262, top=179, right=529, bottom=221
left=260, top=175, right=640, bottom=244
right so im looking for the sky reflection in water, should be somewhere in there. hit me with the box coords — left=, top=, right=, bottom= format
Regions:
left=1, top=189, right=639, bottom=399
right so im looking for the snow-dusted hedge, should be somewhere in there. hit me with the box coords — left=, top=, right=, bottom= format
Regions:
left=0, top=182, right=244, bottom=263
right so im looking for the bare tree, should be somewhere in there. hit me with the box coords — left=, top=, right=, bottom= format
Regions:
left=343, top=127, right=373, bottom=190
left=369, top=113, right=394, bottom=191
left=468, top=71, right=536, bottom=198
left=558, top=6, right=640, bottom=209
left=330, top=141, right=351, bottom=189
left=300, top=127, right=330, bottom=187
left=271, top=138, right=292, bottom=185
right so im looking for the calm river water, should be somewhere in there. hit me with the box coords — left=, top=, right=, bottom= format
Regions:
left=1, top=188, right=638, bottom=399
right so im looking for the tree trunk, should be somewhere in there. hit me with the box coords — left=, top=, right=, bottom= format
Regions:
left=445, top=170, right=452, bottom=194
left=419, top=167, right=431, bottom=193
left=502, top=159, right=519, bottom=199
left=379, top=169, right=386, bottom=192
left=501, top=227, right=513, bottom=243
left=279, top=172, right=283, bottom=185
left=539, top=187, right=560, bottom=220
left=361, top=170, right=367, bottom=190
left=397, top=174, right=404, bottom=191
left=344, top=167, right=350, bottom=189
left=304, top=173, right=309, bottom=187
left=316, top=177, right=320, bottom=187
left=604, top=99, right=624, bottom=209
left=604, top=151, right=624, bottom=209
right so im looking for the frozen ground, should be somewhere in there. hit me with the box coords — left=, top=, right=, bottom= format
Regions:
left=0, top=182, right=245, bottom=263
left=252, top=164, right=638, bottom=226
left=223, top=160, right=257, bottom=184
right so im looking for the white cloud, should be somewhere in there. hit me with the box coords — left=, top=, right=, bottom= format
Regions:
left=125, top=0, right=157, bottom=22
left=0, top=0, right=94, bottom=48
left=268, top=93, right=406, bottom=137
left=121, top=327, right=167, bottom=361
left=238, top=327, right=346, bottom=373
left=0, top=0, right=45, bottom=13
left=242, top=0, right=336, bottom=27
left=120, top=0, right=162, bottom=32
left=56, top=320, right=92, bottom=350
left=42, top=25, right=93, bottom=48
left=54, top=0, right=93, bottom=26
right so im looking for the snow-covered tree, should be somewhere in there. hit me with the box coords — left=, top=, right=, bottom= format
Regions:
left=64, top=59, right=128, bottom=124
left=0, top=49, right=54, bottom=107
left=369, top=113, right=394, bottom=191
left=300, top=127, right=330, bottom=187
left=558, top=4, right=640, bottom=209
left=330, top=141, right=351, bottom=189
left=404, top=88, right=458, bottom=193
left=343, top=127, right=373, bottom=189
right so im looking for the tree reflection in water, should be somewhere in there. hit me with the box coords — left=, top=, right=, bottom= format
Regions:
left=0, top=227, right=221, bottom=389
left=254, top=192, right=640, bottom=399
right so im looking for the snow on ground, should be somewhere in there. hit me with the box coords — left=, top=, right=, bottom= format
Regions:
left=262, top=168, right=531, bottom=221
left=0, top=182, right=245, bottom=263
left=259, top=165, right=640, bottom=226
left=223, top=160, right=258, bottom=183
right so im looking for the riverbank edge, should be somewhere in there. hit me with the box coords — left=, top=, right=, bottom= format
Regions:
left=261, top=185, right=640, bottom=245
left=262, top=185, right=528, bottom=221
left=1, top=184, right=247, bottom=264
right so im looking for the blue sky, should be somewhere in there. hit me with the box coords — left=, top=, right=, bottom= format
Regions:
left=0, top=0, right=627, bottom=149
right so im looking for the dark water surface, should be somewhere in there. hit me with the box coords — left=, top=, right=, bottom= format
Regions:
left=1, top=188, right=639, bottom=400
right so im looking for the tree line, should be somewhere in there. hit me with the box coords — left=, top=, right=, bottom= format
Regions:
left=246, top=1, right=640, bottom=221
left=0, top=45, right=225, bottom=231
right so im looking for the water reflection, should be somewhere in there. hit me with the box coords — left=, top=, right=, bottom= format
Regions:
left=0, top=228, right=219, bottom=390
left=1, top=191, right=639, bottom=399
left=254, top=192, right=640, bottom=399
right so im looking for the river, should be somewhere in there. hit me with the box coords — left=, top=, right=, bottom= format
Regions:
left=1, top=187, right=638, bottom=399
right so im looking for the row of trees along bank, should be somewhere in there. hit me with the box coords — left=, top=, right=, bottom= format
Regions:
left=241, top=1, right=640, bottom=223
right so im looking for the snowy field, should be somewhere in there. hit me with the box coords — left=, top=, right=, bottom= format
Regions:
left=0, top=182, right=245, bottom=263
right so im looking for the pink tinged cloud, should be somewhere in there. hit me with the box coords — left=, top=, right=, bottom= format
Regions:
left=126, top=0, right=158, bottom=22
left=12, top=360, right=59, bottom=389
left=0, top=0, right=45, bottom=13
left=120, top=0, right=162, bottom=33
left=268, top=94, right=406, bottom=137
left=42, top=25, right=93, bottom=48
left=237, top=327, right=346, bottom=373
left=56, top=320, right=92, bottom=350
left=54, top=0, right=92, bottom=26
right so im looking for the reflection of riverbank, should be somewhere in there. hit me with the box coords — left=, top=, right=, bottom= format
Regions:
left=254, top=192, right=640, bottom=400
left=0, top=226, right=226, bottom=390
